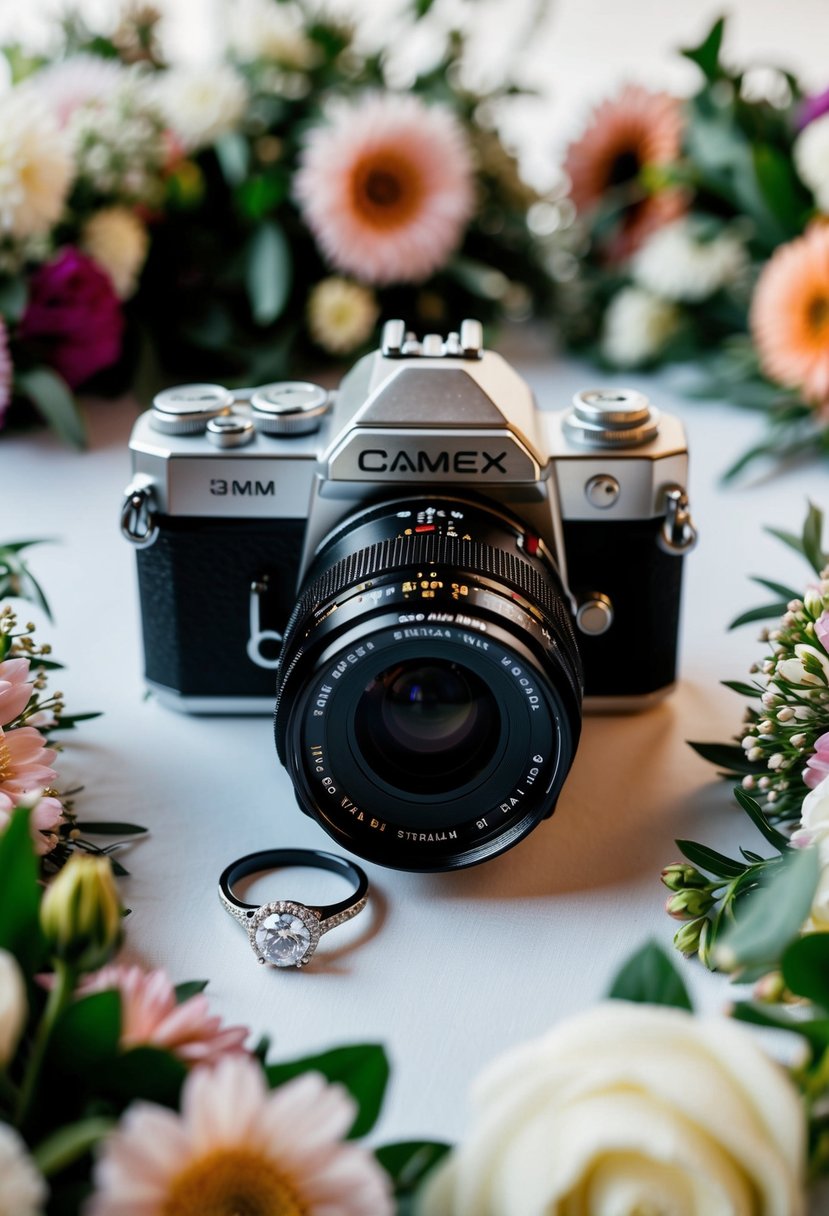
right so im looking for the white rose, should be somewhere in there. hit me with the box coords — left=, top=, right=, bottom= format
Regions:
left=791, top=775, right=829, bottom=931
left=632, top=217, right=747, bottom=302
left=151, top=64, right=248, bottom=152
left=601, top=286, right=679, bottom=367
left=794, top=113, right=829, bottom=212
left=0, top=1123, right=46, bottom=1216
left=419, top=1003, right=806, bottom=1216
left=0, top=947, right=26, bottom=1066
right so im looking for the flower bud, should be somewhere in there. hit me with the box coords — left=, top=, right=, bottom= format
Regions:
left=660, top=863, right=707, bottom=892
left=697, top=917, right=713, bottom=969
left=741, top=736, right=757, bottom=750
left=749, top=748, right=763, bottom=761
left=665, top=888, right=714, bottom=920
left=0, top=948, right=26, bottom=1067
left=742, top=775, right=756, bottom=790
left=753, top=970, right=786, bottom=1004
left=777, top=707, right=794, bottom=722
left=673, top=916, right=708, bottom=956
left=40, top=855, right=123, bottom=971
left=805, top=589, right=823, bottom=617
left=768, top=753, right=785, bottom=770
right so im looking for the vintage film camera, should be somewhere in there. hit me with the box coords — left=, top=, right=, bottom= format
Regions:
left=123, top=320, right=696, bottom=870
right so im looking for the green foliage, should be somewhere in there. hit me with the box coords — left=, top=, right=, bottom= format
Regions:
left=245, top=222, right=292, bottom=326
left=376, top=1141, right=452, bottom=1210
left=714, top=847, right=820, bottom=974
left=0, top=808, right=44, bottom=974
left=607, top=941, right=693, bottom=1010
left=15, top=369, right=86, bottom=450
left=0, top=540, right=53, bottom=619
left=266, top=1044, right=390, bottom=1139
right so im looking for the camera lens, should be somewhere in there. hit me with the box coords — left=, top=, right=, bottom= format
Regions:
left=354, top=659, right=500, bottom=794
left=274, top=497, right=582, bottom=871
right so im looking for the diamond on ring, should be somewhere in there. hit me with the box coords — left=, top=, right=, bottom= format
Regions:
left=248, top=900, right=322, bottom=968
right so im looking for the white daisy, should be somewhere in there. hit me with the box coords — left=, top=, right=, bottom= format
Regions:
left=150, top=64, right=248, bottom=153
left=632, top=216, right=747, bottom=302
left=602, top=286, right=680, bottom=367
left=308, top=278, right=379, bottom=354
left=0, top=90, right=73, bottom=240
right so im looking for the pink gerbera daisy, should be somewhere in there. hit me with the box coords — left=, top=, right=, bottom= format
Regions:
left=0, top=792, right=63, bottom=855
left=81, top=965, right=248, bottom=1065
left=0, top=726, right=57, bottom=799
left=295, top=93, right=475, bottom=285
left=0, top=658, right=33, bottom=727
left=751, top=224, right=829, bottom=409
left=564, top=84, right=685, bottom=261
left=89, top=1056, right=393, bottom=1216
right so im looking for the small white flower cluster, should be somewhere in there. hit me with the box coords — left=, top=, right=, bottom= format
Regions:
left=0, top=90, right=73, bottom=242
left=149, top=64, right=248, bottom=153
left=307, top=278, right=379, bottom=354
left=68, top=84, right=169, bottom=206
left=227, top=0, right=318, bottom=71
left=601, top=286, right=679, bottom=367
left=738, top=577, right=829, bottom=820
left=632, top=217, right=748, bottom=302
left=794, top=113, right=829, bottom=213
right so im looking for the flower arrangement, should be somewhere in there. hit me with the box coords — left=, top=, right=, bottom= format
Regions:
left=660, top=505, right=829, bottom=980
left=556, top=17, right=829, bottom=474
left=0, top=2, right=553, bottom=446
left=0, top=540, right=144, bottom=875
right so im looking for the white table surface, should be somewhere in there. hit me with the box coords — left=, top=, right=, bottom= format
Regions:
left=0, top=328, right=823, bottom=1149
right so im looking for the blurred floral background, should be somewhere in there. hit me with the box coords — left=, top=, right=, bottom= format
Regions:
left=3, top=0, right=829, bottom=471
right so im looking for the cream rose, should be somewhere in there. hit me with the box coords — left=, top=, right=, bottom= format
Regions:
left=0, top=947, right=26, bottom=1067
left=418, top=1003, right=806, bottom=1216
left=792, top=774, right=829, bottom=931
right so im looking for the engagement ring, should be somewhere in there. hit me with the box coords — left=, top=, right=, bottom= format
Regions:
left=218, top=848, right=369, bottom=968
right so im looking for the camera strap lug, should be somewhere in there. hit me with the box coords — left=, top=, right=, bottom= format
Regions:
left=658, top=486, right=697, bottom=555
left=120, top=478, right=159, bottom=548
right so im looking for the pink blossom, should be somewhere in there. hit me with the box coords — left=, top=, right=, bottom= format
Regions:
left=18, top=249, right=123, bottom=389
left=89, top=1056, right=393, bottom=1216
left=0, top=792, right=63, bottom=855
left=0, top=726, right=56, bottom=799
left=295, top=92, right=475, bottom=285
left=80, top=965, right=248, bottom=1065
left=0, top=659, right=33, bottom=727
left=0, top=319, right=11, bottom=431
left=32, top=55, right=125, bottom=129
left=805, top=731, right=829, bottom=790
left=816, top=611, right=829, bottom=654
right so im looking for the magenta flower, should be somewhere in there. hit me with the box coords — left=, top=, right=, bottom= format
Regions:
left=80, top=965, right=248, bottom=1065
left=805, top=731, right=829, bottom=790
left=798, top=87, right=829, bottom=130
left=0, top=319, right=11, bottom=431
left=18, top=249, right=123, bottom=389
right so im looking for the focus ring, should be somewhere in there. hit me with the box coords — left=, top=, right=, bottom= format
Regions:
left=276, top=532, right=581, bottom=711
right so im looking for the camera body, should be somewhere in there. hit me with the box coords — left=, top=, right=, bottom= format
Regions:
left=123, top=320, right=695, bottom=715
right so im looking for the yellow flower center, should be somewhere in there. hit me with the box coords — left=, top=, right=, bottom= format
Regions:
left=162, top=1149, right=306, bottom=1216
left=352, top=151, right=423, bottom=230
left=0, top=735, right=11, bottom=784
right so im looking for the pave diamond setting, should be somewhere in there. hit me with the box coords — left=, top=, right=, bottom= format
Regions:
left=248, top=901, right=321, bottom=968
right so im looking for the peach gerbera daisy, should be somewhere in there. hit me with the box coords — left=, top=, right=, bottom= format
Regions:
left=0, top=792, right=63, bottom=855
left=0, top=726, right=57, bottom=799
left=751, top=224, right=829, bottom=408
left=81, top=965, right=248, bottom=1065
left=564, top=84, right=685, bottom=261
left=0, top=658, right=34, bottom=727
left=295, top=93, right=475, bottom=285
left=89, top=1056, right=393, bottom=1216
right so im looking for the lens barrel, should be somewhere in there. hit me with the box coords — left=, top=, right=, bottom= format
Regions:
left=274, top=497, right=582, bottom=871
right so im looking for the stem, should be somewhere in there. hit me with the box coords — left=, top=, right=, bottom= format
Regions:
left=15, top=960, right=76, bottom=1131
left=0, top=1068, right=19, bottom=1113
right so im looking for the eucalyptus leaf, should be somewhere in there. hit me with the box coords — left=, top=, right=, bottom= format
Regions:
left=607, top=941, right=693, bottom=1011
left=714, top=847, right=819, bottom=972
left=0, top=275, right=28, bottom=322
left=733, top=787, right=790, bottom=851
left=729, top=601, right=791, bottom=630
left=16, top=368, right=86, bottom=449
left=214, top=132, right=250, bottom=186
left=266, top=1045, right=389, bottom=1139
left=245, top=221, right=292, bottom=327
left=781, top=934, right=829, bottom=1008
left=676, top=839, right=747, bottom=880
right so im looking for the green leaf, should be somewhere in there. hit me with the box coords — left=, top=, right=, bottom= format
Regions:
left=729, top=602, right=790, bottom=629
left=721, top=680, right=762, bottom=698
left=607, top=941, right=693, bottom=1011
left=781, top=934, right=829, bottom=1007
left=106, top=1046, right=187, bottom=1107
left=749, top=576, right=801, bottom=601
left=50, top=991, right=121, bottom=1072
left=266, top=1045, right=389, bottom=1139
left=74, top=821, right=148, bottom=836
left=688, top=741, right=759, bottom=775
left=677, top=839, right=747, bottom=879
left=733, top=787, right=790, bottom=851
left=751, top=143, right=807, bottom=238
left=245, top=222, right=292, bottom=327
left=15, top=368, right=86, bottom=449
left=214, top=132, right=250, bottom=187
left=0, top=275, right=28, bottom=322
left=174, top=980, right=209, bottom=1003
left=33, top=1117, right=115, bottom=1177
left=0, top=806, right=43, bottom=974
left=49, top=711, right=103, bottom=732
left=803, top=502, right=825, bottom=574
left=732, top=1001, right=829, bottom=1051
left=766, top=525, right=807, bottom=559
left=714, top=847, right=820, bottom=972
left=375, top=1141, right=451, bottom=1198
left=681, top=16, right=726, bottom=81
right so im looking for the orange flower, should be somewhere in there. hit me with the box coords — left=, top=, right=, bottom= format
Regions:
left=751, top=224, right=829, bottom=409
left=564, top=85, right=685, bottom=261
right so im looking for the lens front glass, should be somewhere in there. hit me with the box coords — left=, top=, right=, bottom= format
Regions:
left=354, top=659, right=500, bottom=795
